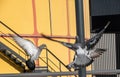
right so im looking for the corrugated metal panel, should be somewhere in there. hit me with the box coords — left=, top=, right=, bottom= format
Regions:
left=92, top=33, right=116, bottom=70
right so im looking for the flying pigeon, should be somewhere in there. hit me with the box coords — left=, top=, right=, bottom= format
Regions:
left=41, top=21, right=110, bottom=70
left=9, top=34, right=46, bottom=70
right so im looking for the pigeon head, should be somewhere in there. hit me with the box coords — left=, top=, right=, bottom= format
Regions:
left=38, top=44, right=46, bottom=50
left=72, top=43, right=81, bottom=50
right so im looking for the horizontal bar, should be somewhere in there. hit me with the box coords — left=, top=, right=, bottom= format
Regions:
left=1, top=69, right=120, bottom=77
left=0, top=34, right=75, bottom=39
left=0, top=34, right=90, bottom=40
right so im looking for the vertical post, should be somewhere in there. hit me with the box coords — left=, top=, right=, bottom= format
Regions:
left=75, top=0, right=86, bottom=77
left=46, top=48, right=49, bottom=72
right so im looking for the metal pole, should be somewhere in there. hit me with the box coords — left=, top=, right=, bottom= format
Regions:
left=75, top=0, right=86, bottom=77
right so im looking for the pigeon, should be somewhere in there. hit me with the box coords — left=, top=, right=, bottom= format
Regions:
left=41, top=21, right=110, bottom=70
left=9, top=34, right=46, bottom=70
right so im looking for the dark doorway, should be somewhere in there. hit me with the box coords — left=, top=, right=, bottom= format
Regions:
left=91, top=15, right=120, bottom=33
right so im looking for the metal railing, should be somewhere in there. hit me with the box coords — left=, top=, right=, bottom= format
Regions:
left=0, top=33, right=28, bottom=60
left=0, top=21, right=71, bottom=72
left=1, top=69, right=120, bottom=77
left=0, top=32, right=70, bottom=73
left=39, top=47, right=71, bottom=72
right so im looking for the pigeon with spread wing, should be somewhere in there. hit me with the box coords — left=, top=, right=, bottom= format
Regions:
left=41, top=21, right=110, bottom=69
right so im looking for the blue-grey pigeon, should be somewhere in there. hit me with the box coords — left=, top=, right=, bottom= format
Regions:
left=41, top=21, right=110, bottom=69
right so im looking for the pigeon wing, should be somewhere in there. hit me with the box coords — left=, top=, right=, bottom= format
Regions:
left=9, top=34, right=34, bottom=55
left=85, top=21, right=110, bottom=50
left=90, top=48, right=106, bottom=58
left=41, top=34, right=75, bottom=50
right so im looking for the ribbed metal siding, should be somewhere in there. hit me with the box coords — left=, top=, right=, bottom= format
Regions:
left=92, top=33, right=116, bottom=70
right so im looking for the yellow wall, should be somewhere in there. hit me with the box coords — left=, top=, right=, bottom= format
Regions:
left=0, top=0, right=90, bottom=75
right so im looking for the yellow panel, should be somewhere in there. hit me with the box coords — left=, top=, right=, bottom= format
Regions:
left=0, top=0, right=91, bottom=74
left=50, top=0, right=68, bottom=35
left=67, top=0, right=76, bottom=36
left=83, top=0, right=90, bottom=39
left=0, top=0, right=34, bottom=34
left=36, top=0, right=51, bottom=35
